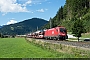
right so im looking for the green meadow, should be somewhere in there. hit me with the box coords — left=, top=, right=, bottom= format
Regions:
left=0, top=38, right=57, bottom=58
left=0, top=38, right=90, bottom=58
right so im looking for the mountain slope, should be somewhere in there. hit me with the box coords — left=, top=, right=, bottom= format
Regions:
left=43, top=0, right=90, bottom=32
left=0, top=18, right=48, bottom=35
left=0, top=26, right=2, bottom=28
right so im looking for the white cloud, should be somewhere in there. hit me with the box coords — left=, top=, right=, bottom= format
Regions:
left=7, top=20, right=17, bottom=25
left=0, top=0, right=29, bottom=14
left=22, top=0, right=32, bottom=7
left=36, top=9, right=44, bottom=12
left=36, top=8, right=48, bottom=13
left=0, top=0, right=48, bottom=15
left=45, top=9, right=48, bottom=11
left=48, top=2, right=51, bottom=4
left=39, top=3, right=42, bottom=4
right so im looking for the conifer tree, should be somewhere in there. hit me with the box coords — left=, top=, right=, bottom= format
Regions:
left=72, top=18, right=86, bottom=41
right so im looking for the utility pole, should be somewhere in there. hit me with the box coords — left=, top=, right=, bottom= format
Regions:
left=37, top=26, right=38, bottom=31
left=50, top=17, right=52, bottom=29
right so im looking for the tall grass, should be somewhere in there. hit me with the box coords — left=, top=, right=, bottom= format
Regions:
left=26, top=38, right=90, bottom=58
left=0, top=38, right=90, bottom=58
left=82, top=33, right=90, bottom=38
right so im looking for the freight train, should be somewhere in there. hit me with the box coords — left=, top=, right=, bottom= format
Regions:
left=27, top=26, right=68, bottom=40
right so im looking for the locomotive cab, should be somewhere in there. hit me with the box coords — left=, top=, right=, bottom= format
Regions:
left=58, top=27, right=68, bottom=40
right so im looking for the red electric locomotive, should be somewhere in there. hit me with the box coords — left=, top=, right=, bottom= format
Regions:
left=44, top=26, right=68, bottom=40
left=27, top=26, right=68, bottom=40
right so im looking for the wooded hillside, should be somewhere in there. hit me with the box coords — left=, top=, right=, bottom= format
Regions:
left=43, top=0, right=90, bottom=32
left=0, top=18, right=48, bottom=35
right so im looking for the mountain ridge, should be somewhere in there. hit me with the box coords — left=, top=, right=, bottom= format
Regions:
left=0, top=26, right=2, bottom=28
left=0, top=18, right=48, bottom=35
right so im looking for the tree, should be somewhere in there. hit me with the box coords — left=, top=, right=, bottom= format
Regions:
left=72, top=18, right=86, bottom=41
left=66, top=0, right=89, bottom=19
left=63, top=5, right=67, bottom=20
left=51, top=16, right=58, bottom=28
left=56, top=6, right=63, bottom=21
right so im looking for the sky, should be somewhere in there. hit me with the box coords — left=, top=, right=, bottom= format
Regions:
left=0, top=0, right=66, bottom=26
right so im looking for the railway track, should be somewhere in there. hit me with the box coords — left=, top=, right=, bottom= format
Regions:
left=34, top=38, right=90, bottom=49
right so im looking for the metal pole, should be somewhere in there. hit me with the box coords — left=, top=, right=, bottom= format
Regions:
left=50, top=17, right=52, bottom=29
left=37, top=26, right=38, bottom=31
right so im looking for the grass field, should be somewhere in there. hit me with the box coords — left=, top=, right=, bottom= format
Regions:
left=0, top=38, right=58, bottom=58
left=0, top=38, right=75, bottom=58
left=0, top=38, right=90, bottom=58
left=82, top=33, right=90, bottom=38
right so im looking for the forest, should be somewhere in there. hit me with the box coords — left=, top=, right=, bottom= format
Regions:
left=43, top=0, right=90, bottom=33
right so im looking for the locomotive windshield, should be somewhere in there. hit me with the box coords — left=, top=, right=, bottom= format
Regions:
left=60, top=28, right=67, bottom=33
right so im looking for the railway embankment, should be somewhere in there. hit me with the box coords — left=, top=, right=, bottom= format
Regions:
left=25, top=38, right=90, bottom=58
